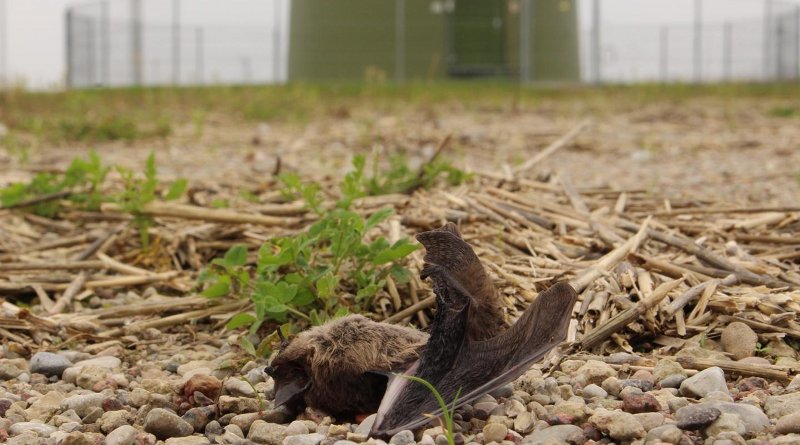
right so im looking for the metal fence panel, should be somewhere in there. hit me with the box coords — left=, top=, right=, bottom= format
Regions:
left=64, top=0, right=800, bottom=89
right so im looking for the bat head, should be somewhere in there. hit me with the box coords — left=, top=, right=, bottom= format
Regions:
left=265, top=334, right=313, bottom=409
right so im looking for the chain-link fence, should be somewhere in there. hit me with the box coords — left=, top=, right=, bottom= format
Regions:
left=65, top=0, right=800, bottom=88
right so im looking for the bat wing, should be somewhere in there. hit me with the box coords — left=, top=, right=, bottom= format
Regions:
left=370, top=225, right=577, bottom=437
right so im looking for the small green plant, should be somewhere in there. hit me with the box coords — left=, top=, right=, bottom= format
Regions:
left=361, top=153, right=472, bottom=195
left=200, top=159, right=421, bottom=354
left=754, top=342, right=770, bottom=355
left=0, top=150, right=109, bottom=216
left=768, top=106, right=798, bottom=118
left=116, top=152, right=187, bottom=247
left=396, top=374, right=461, bottom=445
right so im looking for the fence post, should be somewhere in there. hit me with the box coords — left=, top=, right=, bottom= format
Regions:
left=173, top=0, right=180, bottom=85
left=131, top=0, right=143, bottom=86
left=591, top=0, right=601, bottom=84
left=659, top=26, right=668, bottom=82
left=87, top=16, right=96, bottom=86
left=693, top=0, right=702, bottom=82
left=723, top=21, right=732, bottom=81
left=395, top=0, right=405, bottom=83
left=796, top=5, right=800, bottom=80
left=195, top=27, right=204, bottom=84
left=0, top=0, right=6, bottom=86
left=519, top=0, right=531, bottom=83
left=66, top=8, right=73, bottom=88
left=273, top=0, right=282, bottom=82
left=101, top=1, right=110, bottom=86
left=764, top=0, right=773, bottom=80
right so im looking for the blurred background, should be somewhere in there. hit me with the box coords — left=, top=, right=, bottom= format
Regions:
left=1, top=0, right=799, bottom=90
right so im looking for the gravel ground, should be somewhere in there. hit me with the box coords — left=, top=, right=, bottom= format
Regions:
left=2, top=94, right=799, bottom=445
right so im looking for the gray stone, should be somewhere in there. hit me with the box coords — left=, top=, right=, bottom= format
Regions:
left=285, top=420, right=310, bottom=436
left=574, top=360, right=617, bottom=387
left=106, top=425, right=139, bottom=445
left=354, top=413, right=376, bottom=437
left=581, top=384, right=607, bottom=399
left=588, top=408, right=645, bottom=441
left=224, top=378, right=256, bottom=397
left=248, top=420, right=286, bottom=445
left=7, top=431, right=42, bottom=445
left=676, top=402, right=767, bottom=434
left=99, top=409, right=134, bottom=433
left=388, top=430, right=415, bottom=445
left=72, top=356, right=122, bottom=370
left=183, top=405, right=217, bottom=432
left=504, top=399, right=526, bottom=417
left=773, top=434, right=800, bottom=445
left=24, top=390, right=64, bottom=422
left=522, top=424, right=583, bottom=445
left=283, top=433, right=326, bottom=445
left=680, top=367, right=728, bottom=397
left=653, top=359, right=685, bottom=382
left=483, top=423, right=508, bottom=443
left=705, top=412, right=746, bottom=437
left=776, top=411, right=800, bottom=434
left=29, top=352, right=72, bottom=378
left=645, top=424, right=683, bottom=444
left=675, top=406, right=720, bottom=430
left=164, top=437, right=212, bottom=445
left=720, top=322, right=758, bottom=360
left=632, top=412, right=664, bottom=431
left=9, top=421, right=57, bottom=436
left=513, top=412, right=535, bottom=434
left=489, top=383, right=515, bottom=400
left=60, top=392, right=106, bottom=418
left=144, top=408, right=194, bottom=439
left=765, top=392, right=800, bottom=418
left=659, top=374, right=687, bottom=389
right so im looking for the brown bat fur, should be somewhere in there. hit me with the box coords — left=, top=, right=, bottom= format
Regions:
left=267, top=314, right=427, bottom=416
left=267, top=222, right=508, bottom=416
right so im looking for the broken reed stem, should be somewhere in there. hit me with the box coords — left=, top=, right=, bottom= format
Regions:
left=0, top=261, right=105, bottom=272
left=676, top=356, right=793, bottom=383
left=514, top=119, right=591, bottom=176
left=49, top=272, right=87, bottom=315
left=666, top=274, right=737, bottom=316
left=97, top=252, right=151, bottom=276
left=101, top=202, right=297, bottom=226
left=615, top=219, right=790, bottom=289
left=385, top=296, right=436, bottom=324
left=101, top=300, right=248, bottom=337
left=569, top=216, right=651, bottom=294
left=578, top=277, right=684, bottom=351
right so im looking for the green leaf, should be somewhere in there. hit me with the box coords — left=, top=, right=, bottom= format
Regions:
left=373, top=239, right=419, bottom=265
left=226, top=313, right=256, bottom=330
left=221, top=244, right=248, bottom=268
left=315, top=273, right=338, bottom=299
left=202, top=276, right=230, bottom=298
left=165, top=178, right=187, bottom=200
left=365, top=207, right=393, bottom=230
left=240, top=337, right=256, bottom=356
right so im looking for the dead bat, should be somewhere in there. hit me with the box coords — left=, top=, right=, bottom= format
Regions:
left=369, top=225, right=577, bottom=437
left=265, top=223, right=576, bottom=431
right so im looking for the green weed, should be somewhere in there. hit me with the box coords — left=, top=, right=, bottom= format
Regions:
left=199, top=158, right=421, bottom=354
left=0, top=151, right=186, bottom=248
left=395, top=374, right=461, bottom=445
left=116, top=153, right=187, bottom=247
left=0, top=151, right=108, bottom=216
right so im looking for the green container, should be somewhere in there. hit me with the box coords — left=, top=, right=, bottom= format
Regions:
left=287, top=0, right=579, bottom=82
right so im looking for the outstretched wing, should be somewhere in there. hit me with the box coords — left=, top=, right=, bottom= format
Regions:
left=371, top=225, right=577, bottom=437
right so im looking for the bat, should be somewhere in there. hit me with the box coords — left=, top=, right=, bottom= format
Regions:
left=369, top=224, right=577, bottom=437
left=265, top=222, right=509, bottom=418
